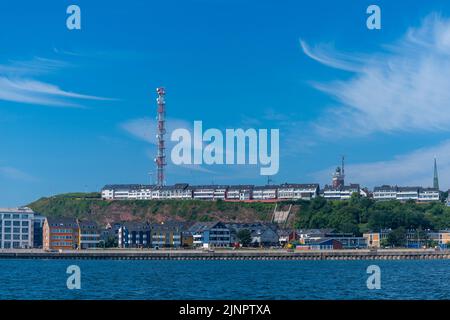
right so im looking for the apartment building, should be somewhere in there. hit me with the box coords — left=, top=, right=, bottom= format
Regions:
left=189, top=221, right=231, bottom=248
left=252, top=185, right=278, bottom=200
left=373, top=186, right=440, bottom=202
left=418, top=188, right=440, bottom=202
left=373, top=185, right=397, bottom=200
left=151, top=184, right=193, bottom=200
left=101, top=183, right=320, bottom=201
left=33, top=214, right=46, bottom=248
left=78, top=220, right=101, bottom=249
left=277, top=184, right=319, bottom=200
left=433, top=230, right=450, bottom=247
left=150, top=222, right=187, bottom=248
left=118, top=222, right=151, bottom=248
left=102, top=184, right=154, bottom=200
left=43, top=217, right=79, bottom=250
left=226, top=185, right=253, bottom=201
left=192, top=185, right=228, bottom=200
left=363, top=229, right=392, bottom=248
left=0, top=207, right=34, bottom=249
left=322, top=184, right=360, bottom=200
left=396, top=187, right=420, bottom=201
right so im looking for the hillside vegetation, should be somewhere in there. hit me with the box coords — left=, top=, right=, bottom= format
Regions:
left=27, top=193, right=279, bottom=225
left=295, top=196, right=450, bottom=235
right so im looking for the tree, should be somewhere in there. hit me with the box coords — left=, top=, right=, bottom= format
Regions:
left=386, top=227, right=406, bottom=247
left=237, top=229, right=252, bottom=247
left=103, top=236, right=118, bottom=248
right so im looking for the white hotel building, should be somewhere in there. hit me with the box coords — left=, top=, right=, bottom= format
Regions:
left=0, top=207, right=34, bottom=249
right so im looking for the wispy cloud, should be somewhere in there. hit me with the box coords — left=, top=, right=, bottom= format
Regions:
left=121, top=117, right=194, bottom=145
left=0, top=57, right=115, bottom=107
left=121, top=117, right=274, bottom=178
left=0, top=166, right=37, bottom=182
left=302, top=13, right=450, bottom=137
left=311, top=140, right=450, bottom=189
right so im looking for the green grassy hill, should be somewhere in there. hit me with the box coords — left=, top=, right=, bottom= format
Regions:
left=27, top=193, right=283, bottom=225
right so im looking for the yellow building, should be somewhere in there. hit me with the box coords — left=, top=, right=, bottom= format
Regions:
left=363, top=230, right=391, bottom=248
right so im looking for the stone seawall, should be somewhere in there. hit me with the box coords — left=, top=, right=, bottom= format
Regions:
left=0, top=249, right=449, bottom=260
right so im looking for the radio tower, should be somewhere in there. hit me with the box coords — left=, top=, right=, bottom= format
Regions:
left=155, top=87, right=166, bottom=186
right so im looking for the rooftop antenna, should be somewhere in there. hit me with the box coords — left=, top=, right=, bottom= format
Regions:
left=155, top=87, right=166, bottom=186
left=341, top=155, right=345, bottom=176
left=148, top=171, right=154, bottom=185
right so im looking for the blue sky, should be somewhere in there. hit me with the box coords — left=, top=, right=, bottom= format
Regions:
left=3, top=0, right=450, bottom=206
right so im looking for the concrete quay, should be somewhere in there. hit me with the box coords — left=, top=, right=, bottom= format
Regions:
left=0, top=248, right=449, bottom=261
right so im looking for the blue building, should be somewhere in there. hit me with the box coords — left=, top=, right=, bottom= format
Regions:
left=118, top=222, right=151, bottom=248
left=189, top=221, right=231, bottom=248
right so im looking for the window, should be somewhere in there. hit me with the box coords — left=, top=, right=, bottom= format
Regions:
left=4, top=221, right=11, bottom=226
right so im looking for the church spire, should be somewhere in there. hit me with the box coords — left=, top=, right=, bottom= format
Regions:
left=433, top=157, right=439, bottom=190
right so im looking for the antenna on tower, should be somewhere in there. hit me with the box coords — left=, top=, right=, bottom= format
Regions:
left=341, top=155, right=345, bottom=176
left=155, top=87, right=166, bottom=186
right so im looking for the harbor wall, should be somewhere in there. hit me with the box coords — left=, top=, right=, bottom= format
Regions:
left=0, top=249, right=449, bottom=260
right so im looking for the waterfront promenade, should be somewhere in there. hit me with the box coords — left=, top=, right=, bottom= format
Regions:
left=0, top=248, right=449, bottom=260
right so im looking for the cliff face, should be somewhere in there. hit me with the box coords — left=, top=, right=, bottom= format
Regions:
left=27, top=193, right=287, bottom=225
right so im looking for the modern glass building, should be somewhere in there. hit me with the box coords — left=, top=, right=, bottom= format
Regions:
left=0, top=207, right=34, bottom=249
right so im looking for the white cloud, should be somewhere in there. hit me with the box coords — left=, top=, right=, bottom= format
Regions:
left=121, top=117, right=194, bottom=145
left=311, top=140, right=450, bottom=190
left=0, top=167, right=36, bottom=182
left=302, top=13, right=450, bottom=137
left=0, top=57, right=114, bottom=107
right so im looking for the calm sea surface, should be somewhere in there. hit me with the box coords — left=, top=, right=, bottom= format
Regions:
left=0, top=259, right=449, bottom=299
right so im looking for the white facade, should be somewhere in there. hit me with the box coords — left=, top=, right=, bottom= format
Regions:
left=0, top=207, right=34, bottom=249
left=322, top=184, right=360, bottom=200
left=373, top=186, right=440, bottom=202
left=192, top=186, right=215, bottom=200
left=373, top=186, right=397, bottom=200
left=252, top=187, right=277, bottom=200
left=152, top=184, right=192, bottom=200
left=418, top=188, right=440, bottom=202
left=226, top=186, right=253, bottom=200
left=396, top=188, right=419, bottom=201
left=192, top=186, right=228, bottom=200
left=102, top=185, right=154, bottom=200
left=277, top=184, right=319, bottom=200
